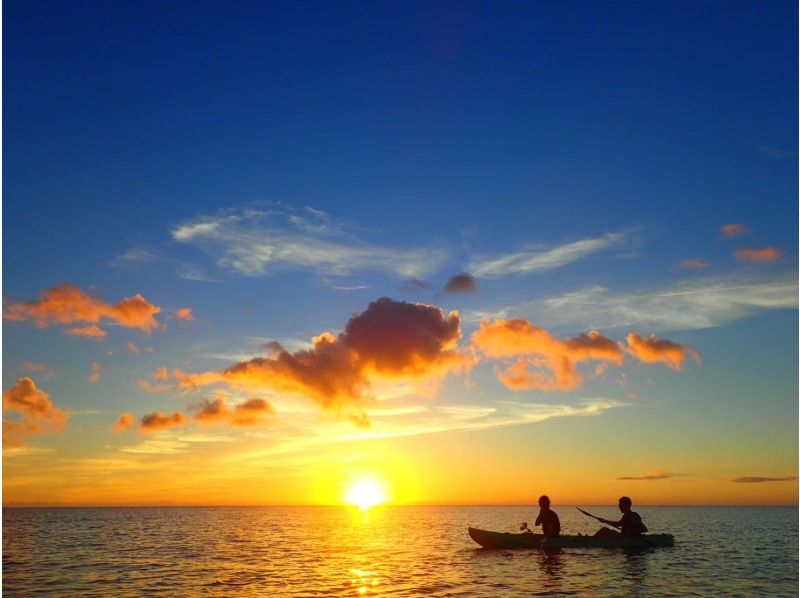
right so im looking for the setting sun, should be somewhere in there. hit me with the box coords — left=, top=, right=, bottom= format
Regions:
left=343, top=478, right=388, bottom=510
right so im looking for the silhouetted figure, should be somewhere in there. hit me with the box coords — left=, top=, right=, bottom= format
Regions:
left=535, top=495, right=561, bottom=537
left=594, top=496, right=647, bottom=537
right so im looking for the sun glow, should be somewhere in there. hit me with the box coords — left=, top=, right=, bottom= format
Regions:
left=343, top=478, right=388, bottom=510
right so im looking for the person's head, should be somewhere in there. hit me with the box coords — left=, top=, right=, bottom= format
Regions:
left=538, top=495, right=550, bottom=508
left=618, top=496, right=632, bottom=512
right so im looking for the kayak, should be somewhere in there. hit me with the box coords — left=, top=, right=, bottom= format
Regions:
left=468, top=527, right=674, bottom=549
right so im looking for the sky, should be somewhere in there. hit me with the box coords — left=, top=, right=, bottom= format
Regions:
left=4, top=1, right=798, bottom=507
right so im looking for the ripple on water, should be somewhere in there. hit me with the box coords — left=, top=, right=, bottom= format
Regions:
left=2, top=506, right=798, bottom=597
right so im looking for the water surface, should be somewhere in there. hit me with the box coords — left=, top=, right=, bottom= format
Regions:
left=3, top=506, right=797, bottom=596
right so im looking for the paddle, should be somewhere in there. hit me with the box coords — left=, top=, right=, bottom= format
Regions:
left=576, top=507, right=611, bottom=526
left=576, top=507, right=656, bottom=547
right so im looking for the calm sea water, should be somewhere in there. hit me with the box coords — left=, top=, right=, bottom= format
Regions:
left=3, top=506, right=797, bottom=596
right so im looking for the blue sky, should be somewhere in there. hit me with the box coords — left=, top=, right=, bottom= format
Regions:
left=3, top=1, right=798, bottom=506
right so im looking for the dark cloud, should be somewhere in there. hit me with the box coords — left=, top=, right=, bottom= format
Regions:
left=443, top=273, right=477, bottom=295
left=733, top=476, right=798, bottom=483
left=140, top=411, right=185, bottom=432
left=617, top=472, right=679, bottom=481
left=174, top=297, right=471, bottom=425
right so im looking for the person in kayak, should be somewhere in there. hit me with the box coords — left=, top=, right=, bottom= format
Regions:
left=534, top=495, right=561, bottom=537
left=593, top=496, right=647, bottom=537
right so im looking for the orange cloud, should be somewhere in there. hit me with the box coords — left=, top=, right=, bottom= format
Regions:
left=4, top=284, right=161, bottom=335
left=153, top=367, right=169, bottom=381
left=21, top=362, right=54, bottom=378
left=135, top=379, right=171, bottom=393
left=675, top=259, right=710, bottom=270
left=171, top=307, right=194, bottom=321
left=88, top=362, right=102, bottom=383
left=126, top=342, right=141, bottom=356
left=720, top=223, right=748, bottom=237
left=471, top=319, right=624, bottom=391
left=231, top=398, right=274, bottom=426
left=140, top=411, right=185, bottom=432
left=65, top=325, right=108, bottom=341
left=734, top=246, right=783, bottom=263
left=193, top=398, right=228, bottom=422
left=2, top=377, right=69, bottom=446
left=191, top=395, right=274, bottom=426
left=625, top=333, right=700, bottom=370
left=173, top=297, right=471, bottom=424
left=112, top=413, right=134, bottom=432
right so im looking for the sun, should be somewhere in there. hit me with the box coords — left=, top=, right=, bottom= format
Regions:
left=343, top=478, right=388, bottom=511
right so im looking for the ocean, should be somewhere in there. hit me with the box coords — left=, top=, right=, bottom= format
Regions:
left=3, top=505, right=797, bottom=596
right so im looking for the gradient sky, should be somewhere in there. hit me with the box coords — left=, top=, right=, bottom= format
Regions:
left=4, top=1, right=798, bottom=507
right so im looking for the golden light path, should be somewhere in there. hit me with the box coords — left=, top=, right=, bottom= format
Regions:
left=343, top=477, right=388, bottom=511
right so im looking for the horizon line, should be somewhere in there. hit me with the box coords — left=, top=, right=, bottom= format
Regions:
left=4, top=502, right=798, bottom=508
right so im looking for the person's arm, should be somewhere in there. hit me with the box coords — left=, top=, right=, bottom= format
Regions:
left=598, top=517, right=622, bottom=528
left=534, top=510, right=543, bottom=526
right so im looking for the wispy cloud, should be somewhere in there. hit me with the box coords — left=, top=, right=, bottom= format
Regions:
left=732, top=476, right=798, bottom=483
left=617, top=471, right=681, bottom=481
left=109, top=247, right=215, bottom=282
left=468, top=231, right=629, bottom=278
left=720, top=223, right=748, bottom=238
left=734, top=246, right=783, bottom=263
left=172, top=205, right=447, bottom=279
left=675, top=259, right=710, bottom=270
left=20, top=362, right=55, bottom=379
left=88, top=362, right=103, bottom=383
left=527, top=276, right=797, bottom=332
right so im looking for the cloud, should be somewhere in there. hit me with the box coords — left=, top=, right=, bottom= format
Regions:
left=172, top=206, right=447, bottom=279
left=617, top=471, right=680, bottom=481
left=471, top=319, right=624, bottom=391
left=88, top=362, right=103, bottom=383
left=193, top=398, right=228, bottom=422
left=4, top=284, right=161, bottom=335
left=443, top=273, right=477, bottom=295
left=135, top=379, right=172, bottom=393
left=402, top=279, right=432, bottom=292
left=65, top=325, right=108, bottom=341
left=20, top=362, right=54, bottom=379
left=231, top=398, right=274, bottom=425
left=527, top=276, right=797, bottom=332
left=732, top=476, right=798, bottom=483
left=468, top=231, right=628, bottom=278
left=171, top=307, right=194, bottom=322
left=173, top=297, right=472, bottom=424
left=126, top=342, right=141, bottom=356
left=109, top=246, right=215, bottom=282
left=191, top=395, right=275, bottom=426
left=675, top=259, right=710, bottom=270
left=720, top=223, right=748, bottom=237
left=625, top=334, right=700, bottom=370
left=153, top=367, right=169, bottom=381
left=2, top=378, right=69, bottom=446
left=140, top=411, right=185, bottom=433
left=734, top=246, right=783, bottom=263
left=112, top=413, right=135, bottom=432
